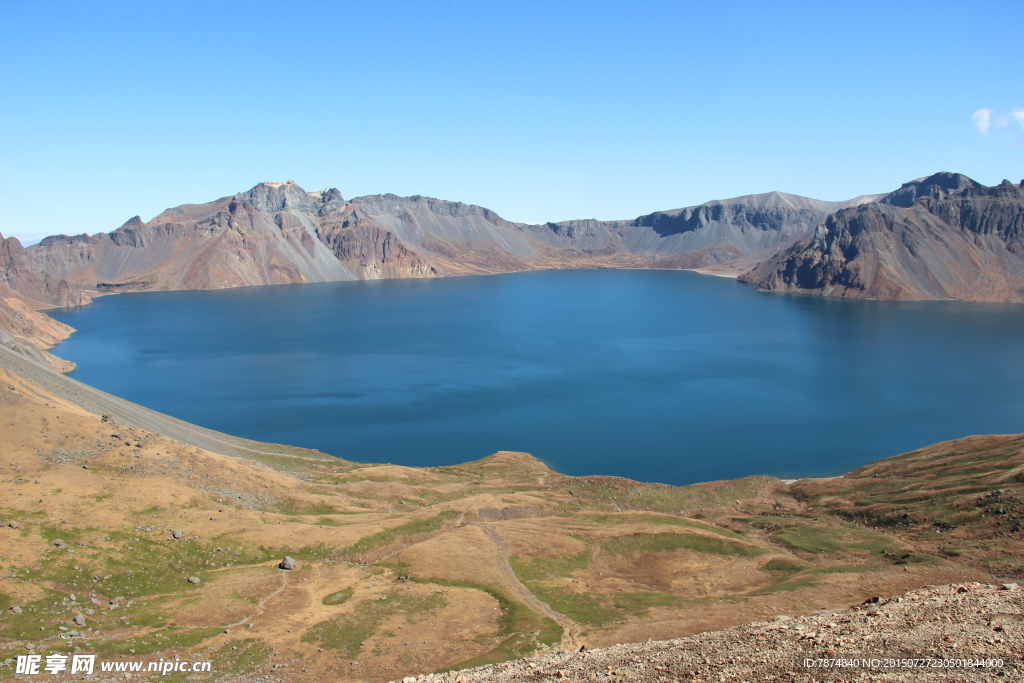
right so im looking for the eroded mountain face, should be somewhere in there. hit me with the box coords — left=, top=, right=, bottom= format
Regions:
left=22, top=181, right=862, bottom=296
left=740, top=173, right=1024, bottom=301
left=0, top=180, right=863, bottom=357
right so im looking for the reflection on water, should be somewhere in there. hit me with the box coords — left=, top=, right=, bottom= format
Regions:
left=49, top=269, right=1024, bottom=485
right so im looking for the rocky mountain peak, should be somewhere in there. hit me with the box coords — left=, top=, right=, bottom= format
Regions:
left=315, top=187, right=347, bottom=215
left=881, top=172, right=983, bottom=207
left=119, top=215, right=145, bottom=229
left=240, top=181, right=320, bottom=214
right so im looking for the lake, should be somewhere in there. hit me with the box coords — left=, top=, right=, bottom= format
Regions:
left=49, top=269, right=1024, bottom=485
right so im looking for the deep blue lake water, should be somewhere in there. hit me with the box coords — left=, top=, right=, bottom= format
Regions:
left=48, top=269, right=1024, bottom=485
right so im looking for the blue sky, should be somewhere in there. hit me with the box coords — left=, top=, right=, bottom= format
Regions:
left=1, top=0, right=1021, bottom=243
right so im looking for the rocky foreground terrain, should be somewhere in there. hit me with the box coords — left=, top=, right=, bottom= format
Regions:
left=1, top=341, right=1023, bottom=681
left=423, top=582, right=1021, bottom=683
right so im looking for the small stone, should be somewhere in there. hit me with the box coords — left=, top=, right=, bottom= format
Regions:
left=82, top=464, right=90, bottom=469
left=279, top=556, right=297, bottom=571
left=8, top=522, right=18, bottom=529
left=171, top=529, right=184, bottom=539
left=73, top=614, right=86, bottom=626
left=10, top=606, right=22, bottom=615
left=69, top=594, right=76, bottom=601
left=90, top=597, right=101, bottom=606
left=187, top=576, right=201, bottom=585
left=1001, top=583, right=1019, bottom=590
left=58, top=626, right=69, bottom=632
left=51, top=539, right=66, bottom=548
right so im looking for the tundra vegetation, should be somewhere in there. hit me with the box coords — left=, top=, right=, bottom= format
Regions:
left=1, top=365, right=1022, bottom=682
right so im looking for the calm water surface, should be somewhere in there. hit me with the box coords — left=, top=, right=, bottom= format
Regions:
left=49, top=270, right=1024, bottom=485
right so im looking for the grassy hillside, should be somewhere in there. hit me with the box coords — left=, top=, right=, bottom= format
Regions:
left=1, top=366, right=1020, bottom=682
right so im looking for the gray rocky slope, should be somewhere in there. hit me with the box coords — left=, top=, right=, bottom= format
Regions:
left=742, top=173, right=1024, bottom=302
left=18, top=181, right=878, bottom=296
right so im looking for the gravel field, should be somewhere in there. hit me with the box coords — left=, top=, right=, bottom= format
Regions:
left=0, top=343, right=250, bottom=458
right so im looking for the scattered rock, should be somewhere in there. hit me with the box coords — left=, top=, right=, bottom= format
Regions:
left=279, top=556, right=297, bottom=571
left=187, top=577, right=201, bottom=585
left=82, top=464, right=89, bottom=469
left=9, top=606, right=22, bottom=615
left=72, top=614, right=85, bottom=626
left=1001, top=583, right=1019, bottom=590
left=171, top=529, right=184, bottom=539
left=57, top=626, right=68, bottom=632
left=8, top=522, right=18, bottom=529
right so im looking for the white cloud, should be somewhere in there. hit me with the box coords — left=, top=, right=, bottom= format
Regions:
left=973, top=108, right=994, bottom=135
left=973, top=107, right=1024, bottom=143
left=1012, top=108, right=1024, bottom=129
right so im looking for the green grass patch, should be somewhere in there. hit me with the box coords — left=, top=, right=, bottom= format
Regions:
left=574, top=513, right=748, bottom=539
left=508, top=550, right=620, bottom=625
left=276, top=501, right=340, bottom=516
left=419, top=578, right=562, bottom=671
left=302, top=590, right=448, bottom=657
left=760, top=557, right=808, bottom=572
left=340, top=511, right=458, bottom=558
left=601, top=532, right=767, bottom=557
left=322, top=588, right=353, bottom=606
left=772, top=524, right=898, bottom=556
left=90, top=627, right=222, bottom=656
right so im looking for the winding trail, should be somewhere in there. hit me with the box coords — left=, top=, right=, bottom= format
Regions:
left=225, top=569, right=291, bottom=629
left=471, top=523, right=581, bottom=650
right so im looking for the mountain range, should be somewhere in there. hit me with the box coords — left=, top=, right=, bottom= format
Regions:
left=2, top=172, right=1022, bottom=368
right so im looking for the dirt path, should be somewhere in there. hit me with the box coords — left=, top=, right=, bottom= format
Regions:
left=225, top=569, right=291, bottom=629
left=471, top=523, right=581, bottom=650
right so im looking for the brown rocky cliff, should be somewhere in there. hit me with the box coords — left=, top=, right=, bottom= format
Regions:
left=316, top=207, right=440, bottom=279
left=14, top=181, right=887, bottom=309
left=0, top=233, right=86, bottom=365
left=740, top=173, right=1024, bottom=302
